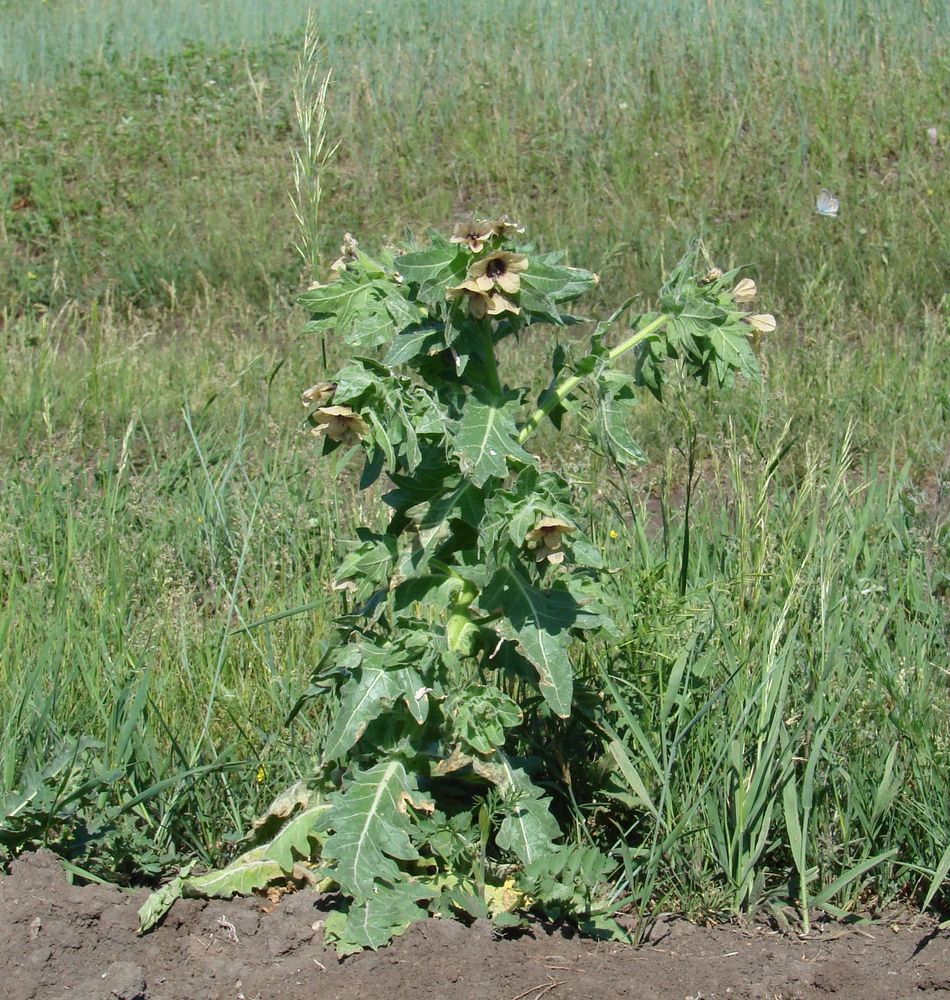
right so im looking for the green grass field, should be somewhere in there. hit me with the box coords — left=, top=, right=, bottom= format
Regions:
left=1, top=0, right=948, bottom=919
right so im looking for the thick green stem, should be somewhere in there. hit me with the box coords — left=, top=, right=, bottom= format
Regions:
left=517, top=313, right=669, bottom=445
left=478, top=323, right=502, bottom=395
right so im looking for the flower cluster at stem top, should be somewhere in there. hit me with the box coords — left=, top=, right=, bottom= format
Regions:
left=446, top=216, right=528, bottom=318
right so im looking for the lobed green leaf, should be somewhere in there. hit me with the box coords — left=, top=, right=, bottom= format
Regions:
left=321, top=759, right=433, bottom=902
left=454, top=389, right=537, bottom=487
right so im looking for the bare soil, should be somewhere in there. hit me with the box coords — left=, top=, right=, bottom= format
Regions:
left=2, top=850, right=947, bottom=1000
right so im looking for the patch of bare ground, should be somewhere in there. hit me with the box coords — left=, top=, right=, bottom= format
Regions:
left=2, top=851, right=947, bottom=1000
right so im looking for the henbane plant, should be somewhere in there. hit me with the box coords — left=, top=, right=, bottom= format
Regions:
left=294, top=220, right=771, bottom=946
left=138, top=217, right=772, bottom=951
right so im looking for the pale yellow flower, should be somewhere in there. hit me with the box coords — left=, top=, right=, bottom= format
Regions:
left=446, top=279, right=519, bottom=318
left=468, top=251, right=528, bottom=296
left=525, top=516, right=574, bottom=565
left=732, top=278, right=757, bottom=303
left=301, top=381, right=336, bottom=408
left=745, top=313, right=776, bottom=334
left=446, top=278, right=491, bottom=317
left=481, top=291, right=520, bottom=317
left=311, top=405, right=368, bottom=446
left=450, top=220, right=496, bottom=254
left=700, top=267, right=723, bottom=285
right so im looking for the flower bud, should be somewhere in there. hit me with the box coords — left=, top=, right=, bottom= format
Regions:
left=732, top=278, right=757, bottom=302
left=745, top=313, right=776, bottom=334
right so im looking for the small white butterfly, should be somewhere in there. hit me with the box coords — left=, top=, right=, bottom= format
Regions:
left=816, top=188, right=840, bottom=217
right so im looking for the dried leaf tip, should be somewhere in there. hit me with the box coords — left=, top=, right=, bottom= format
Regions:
left=330, top=232, right=359, bottom=273
left=302, top=381, right=336, bottom=408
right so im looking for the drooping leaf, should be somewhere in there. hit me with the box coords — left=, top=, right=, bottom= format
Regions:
left=367, top=409, right=397, bottom=469
left=299, top=277, right=373, bottom=318
left=301, top=277, right=398, bottom=349
left=333, top=533, right=398, bottom=599
left=263, top=803, right=332, bottom=871
left=323, top=632, right=437, bottom=761
left=708, top=322, right=760, bottom=383
left=184, top=849, right=298, bottom=897
left=410, top=390, right=449, bottom=436
left=520, top=257, right=599, bottom=308
left=137, top=788, right=332, bottom=933
left=592, top=371, right=647, bottom=468
left=384, top=321, right=443, bottom=366
left=252, top=782, right=311, bottom=827
left=633, top=328, right=667, bottom=399
left=141, top=849, right=313, bottom=930
left=392, top=571, right=459, bottom=618
left=322, top=759, right=434, bottom=902
left=332, top=360, right=381, bottom=404
left=137, top=863, right=194, bottom=933
left=242, top=780, right=320, bottom=848
left=678, top=298, right=727, bottom=322
left=399, top=478, right=482, bottom=576
left=382, top=285, right=423, bottom=330
left=383, top=455, right=458, bottom=511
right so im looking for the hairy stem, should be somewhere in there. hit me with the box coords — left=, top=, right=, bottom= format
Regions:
left=478, top=323, right=503, bottom=395
left=517, top=313, right=670, bottom=445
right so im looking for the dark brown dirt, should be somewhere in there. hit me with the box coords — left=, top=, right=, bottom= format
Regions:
left=2, top=850, right=947, bottom=1000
